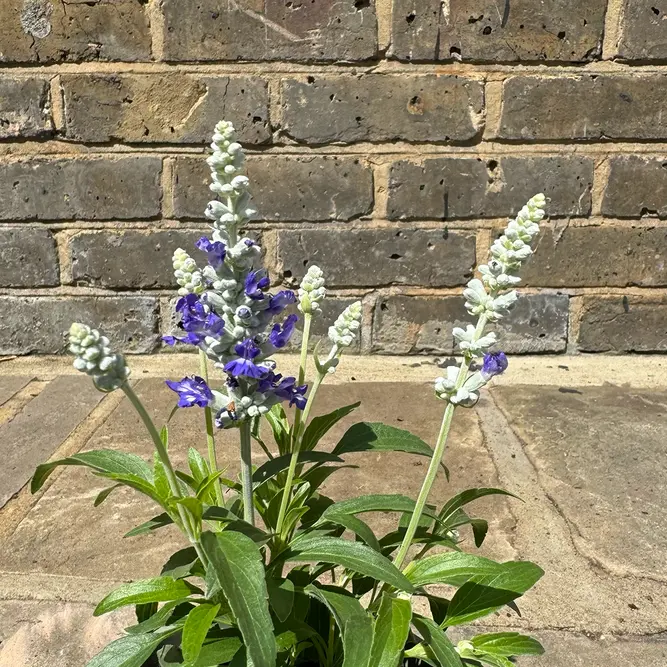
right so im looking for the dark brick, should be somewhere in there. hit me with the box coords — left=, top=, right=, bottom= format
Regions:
left=498, top=75, right=667, bottom=140
left=281, top=75, right=484, bottom=144
left=371, top=293, right=567, bottom=354
left=371, top=295, right=467, bottom=354
left=387, top=156, right=592, bottom=220
left=0, top=296, right=158, bottom=355
left=390, top=0, right=606, bottom=63
left=577, top=296, right=667, bottom=352
left=1, top=0, right=150, bottom=64
left=521, top=226, right=667, bottom=288
left=617, top=1, right=667, bottom=60
left=602, top=156, right=667, bottom=218
left=172, top=156, right=373, bottom=221
left=0, top=227, right=59, bottom=287
left=276, top=229, right=475, bottom=288
left=70, top=230, right=207, bottom=289
left=61, top=74, right=270, bottom=144
left=0, top=76, right=52, bottom=139
left=496, top=293, right=569, bottom=353
left=161, top=0, right=377, bottom=62
left=0, top=157, right=162, bottom=221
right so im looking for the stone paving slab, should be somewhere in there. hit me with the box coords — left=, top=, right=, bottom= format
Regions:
left=0, top=375, right=32, bottom=407
left=0, top=376, right=103, bottom=508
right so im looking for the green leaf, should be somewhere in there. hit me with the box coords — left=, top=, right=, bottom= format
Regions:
left=333, top=423, right=434, bottom=458
left=182, top=603, right=221, bottom=665
left=412, top=616, right=463, bottom=667
left=188, top=448, right=210, bottom=484
left=194, top=637, right=243, bottom=667
left=266, top=404, right=290, bottom=455
left=176, top=497, right=203, bottom=525
left=301, top=402, right=361, bottom=452
left=202, top=505, right=239, bottom=522
left=403, top=644, right=438, bottom=667
left=196, top=471, right=225, bottom=503
left=305, top=584, right=373, bottom=667
left=125, top=600, right=188, bottom=635
left=369, top=593, right=412, bottom=667
left=200, top=531, right=277, bottom=667
left=438, top=489, right=519, bottom=528
left=471, top=632, right=545, bottom=657
left=124, top=513, right=173, bottom=538
left=153, top=454, right=172, bottom=503
left=94, top=484, right=123, bottom=507
left=94, top=577, right=199, bottom=616
left=284, top=536, right=414, bottom=593
left=253, top=452, right=344, bottom=488
left=33, top=450, right=152, bottom=493
left=444, top=562, right=544, bottom=626
left=321, top=512, right=381, bottom=552
left=405, top=552, right=503, bottom=588
left=86, top=629, right=178, bottom=667
left=267, top=577, right=295, bottom=623
left=161, top=547, right=201, bottom=580
left=323, top=494, right=440, bottom=524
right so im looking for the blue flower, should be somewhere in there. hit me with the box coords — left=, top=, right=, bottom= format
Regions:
left=481, top=351, right=508, bottom=380
left=244, top=270, right=270, bottom=300
left=257, top=371, right=308, bottom=410
left=224, top=338, right=266, bottom=379
left=165, top=375, right=213, bottom=408
left=164, top=294, right=225, bottom=347
left=266, top=290, right=296, bottom=315
left=196, top=237, right=226, bottom=269
left=268, top=314, right=298, bottom=349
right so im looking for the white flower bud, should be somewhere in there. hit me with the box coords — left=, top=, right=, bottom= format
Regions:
left=172, top=248, right=205, bottom=296
left=298, top=265, right=326, bottom=316
left=328, top=301, right=362, bottom=347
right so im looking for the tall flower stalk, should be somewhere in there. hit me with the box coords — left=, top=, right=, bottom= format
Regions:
left=393, top=193, right=546, bottom=569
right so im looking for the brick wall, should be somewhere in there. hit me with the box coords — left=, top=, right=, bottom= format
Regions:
left=1, top=0, right=666, bottom=356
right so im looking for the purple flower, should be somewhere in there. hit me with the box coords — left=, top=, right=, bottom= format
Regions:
left=268, top=314, right=298, bottom=349
left=266, top=290, right=296, bottom=315
left=224, top=338, right=266, bottom=379
left=164, top=294, right=225, bottom=347
left=165, top=376, right=213, bottom=408
left=243, top=239, right=256, bottom=247
left=244, top=270, right=270, bottom=300
left=481, top=352, right=508, bottom=380
left=196, top=237, right=226, bottom=269
left=257, top=371, right=308, bottom=410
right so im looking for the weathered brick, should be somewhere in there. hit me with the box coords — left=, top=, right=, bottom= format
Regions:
left=0, top=227, right=59, bottom=287
left=390, top=0, right=606, bottom=63
left=496, top=293, right=569, bottom=354
left=521, top=226, right=667, bottom=288
left=371, top=293, right=567, bottom=354
left=0, top=76, right=52, bottom=139
left=617, top=1, right=667, bottom=60
left=276, top=229, right=475, bottom=288
left=0, top=0, right=150, bottom=64
left=577, top=296, right=667, bottom=353
left=0, top=296, right=158, bottom=355
left=70, top=230, right=206, bottom=289
left=172, top=156, right=373, bottom=221
left=387, top=156, right=593, bottom=220
left=161, top=0, right=377, bottom=62
left=498, top=75, right=667, bottom=140
left=281, top=75, right=484, bottom=144
left=61, top=74, right=270, bottom=144
left=602, top=156, right=667, bottom=218
left=0, top=157, right=162, bottom=221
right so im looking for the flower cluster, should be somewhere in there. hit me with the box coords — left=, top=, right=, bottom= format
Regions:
left=68, top=323, right=130, bottom=393
left=298, top=265, right=326, bottom=316
left=163, top=122, right=306, bottom=427
left=436, top=194, right=546, bottom=407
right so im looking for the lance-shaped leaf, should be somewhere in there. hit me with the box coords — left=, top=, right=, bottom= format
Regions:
left=333, top=423, right=434, bottom=458
left=444, top=562, right=544, bottom=626
left=437, top=488, right=519, bottom=527
left=194, top=637, right=244, bottom=667
left=320, top=512, right=381, bottom=552
left=301, top=402, right=361, bottom=452
left=369, top=593, right=412, bottom=667
left=412, top=616, right=463, bottom=667
left=87, top=629, right=180, bottom=667
left=283, top=536, right=414, bottom=593
left=124, top=513, right=173, bottom=538
left=305, top=584, right=373, bottom=667
left=94, top=577, right=200, bottom=616
left=323, top=494, right=441, bottom=525
left=182, top=603, right=221, bottom=665
left=253, top=451, right=344, bottom=489
left=471, top=632, right=545, bottom=657
left=405, top=552, right=504, bottom=588
left=200, top=531, right=277, bottom=667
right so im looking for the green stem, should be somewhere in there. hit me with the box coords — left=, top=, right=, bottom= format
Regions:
left=393, top=314, right=488, bottom=570
left=275, top=370, right=325, bottom=537
left=199, top=350, right=224, bottom=507
left=290, top=312, right=312, bottom=452
left=239, top=421, right=255, bottom=526
left=121, top=383, right=209, bottom=568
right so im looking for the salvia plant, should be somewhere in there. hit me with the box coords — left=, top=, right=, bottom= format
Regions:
left=31, top=120, right=548, bottom=667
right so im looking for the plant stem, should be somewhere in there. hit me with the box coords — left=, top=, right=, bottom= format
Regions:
left=275, top=370, right=324, bottom=537
left=239, top=421, right=255, bottom=526
left=290, top=312, right=312, bottom=452
left=199, top=350, right=224, bottom=507
left=121, top=383, right=209, bottom=568
left=393, top=314, right=488, bottom=571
